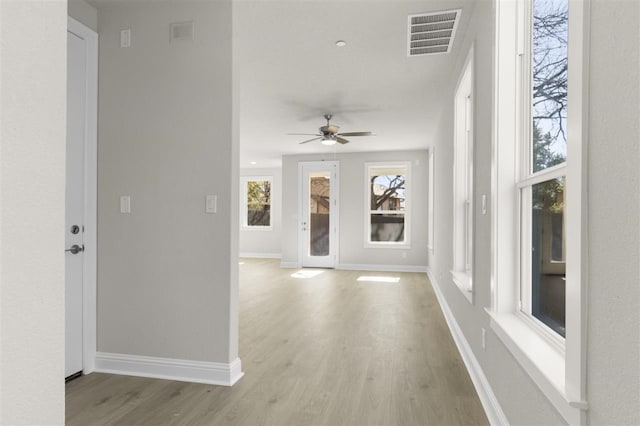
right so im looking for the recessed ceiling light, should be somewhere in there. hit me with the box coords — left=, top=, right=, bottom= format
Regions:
left=249, top=161, right=257, bottom=165
left=335, top=40, right=347, bottom=47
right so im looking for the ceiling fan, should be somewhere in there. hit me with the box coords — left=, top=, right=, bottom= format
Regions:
left=288, top=114, right=372, bottom=145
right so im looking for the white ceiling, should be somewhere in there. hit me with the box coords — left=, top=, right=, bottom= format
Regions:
left=88, top=0, right=477, bottom=168
left=236, top=0, right=476, bottom=168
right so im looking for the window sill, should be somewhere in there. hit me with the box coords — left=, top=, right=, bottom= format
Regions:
left=450, top=270, right=473, bottom=303
left=487, top=310, right=587, bottom=424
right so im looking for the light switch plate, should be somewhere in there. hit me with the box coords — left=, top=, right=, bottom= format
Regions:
left=120, top=196, right=131, bottom=213
left=206, top=195, right=217, bottom=214
left=120, top=29, right=131, bottom=48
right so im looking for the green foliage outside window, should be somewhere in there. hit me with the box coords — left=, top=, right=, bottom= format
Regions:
left=246, top=180, right=271, bottom=227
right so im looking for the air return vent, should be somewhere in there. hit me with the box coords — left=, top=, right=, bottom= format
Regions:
left=407, top=10, right=461, bottom=56
left=170, top=21, right=194, bottom=43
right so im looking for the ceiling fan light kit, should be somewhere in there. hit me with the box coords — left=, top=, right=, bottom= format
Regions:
left=289, top=114, right=372, bottom=146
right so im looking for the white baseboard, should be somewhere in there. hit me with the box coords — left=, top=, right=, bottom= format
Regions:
left=280, top=261, right=301, bottom=269
left=240, top=252, right=281, bottom=259
left=426, top=270, right=509, bottom=426
left=95, top=352, right=244, bottom=386
left=338, top=263, right=427, bottom=273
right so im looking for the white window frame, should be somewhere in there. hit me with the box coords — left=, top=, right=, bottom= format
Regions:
left=518, top=0, right=568, bottom=333
left=427, top=148, right=435, bottom=254
left=240, top=176, right=273, bottom=230
left=452, top=46, right=474, bottom=303
left=364, top=162, right=411, bottom=248
left=489, top=0, right=589, bottom=424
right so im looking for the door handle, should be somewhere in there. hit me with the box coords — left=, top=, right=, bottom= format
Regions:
left=65, top=244, right=84, bottom=255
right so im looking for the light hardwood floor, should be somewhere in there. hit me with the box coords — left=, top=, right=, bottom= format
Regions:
left=66, top=259, right=488, bottom=425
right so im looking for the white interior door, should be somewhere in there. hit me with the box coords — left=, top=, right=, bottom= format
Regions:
left=299, top=162, right=338, bottom=268
left=65, top=29, right=87, bottom=378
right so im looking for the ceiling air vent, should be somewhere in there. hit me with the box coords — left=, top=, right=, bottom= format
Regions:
left=407, top=9, right=461, bottom=56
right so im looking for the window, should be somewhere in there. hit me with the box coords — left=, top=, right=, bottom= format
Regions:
left=365, top=162, right=410, bottom=247
left=519, top=0, right=568, bottom=337
left=490, top=0, right=588, bottom=422
left=427, top=149, right=435, bottom=254
left=452, top=46, right=474, bottom=302
left=241, top=176, right=272, bottom=229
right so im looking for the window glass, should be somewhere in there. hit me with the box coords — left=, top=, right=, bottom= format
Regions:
left=245, top=179, right=271, bottom=227
left=530, top=177, right=566, bottom=336
left=531, top=0, right=568, bottom=173
left=520, top=0, right=568, bottom=337
left=309, top=175, right=330, bottom=256
left=368, top=166, right=407, bottom=244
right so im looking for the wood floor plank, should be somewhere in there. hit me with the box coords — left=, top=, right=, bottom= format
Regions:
left=66, top=259, right=489, bottom=425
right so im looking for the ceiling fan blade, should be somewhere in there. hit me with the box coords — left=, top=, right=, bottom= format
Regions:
left=299, top=137, right=323, bottom=144
left=288, top=133, right=321, bottom=136
left=337, top=131, right=372, bottom=137
left=336, top=136, right=350, bottom=144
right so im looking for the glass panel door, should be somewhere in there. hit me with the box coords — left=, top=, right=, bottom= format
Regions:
left=300, top=162, right=338, bottom=268
left=308, top=172, right=331, bottom=257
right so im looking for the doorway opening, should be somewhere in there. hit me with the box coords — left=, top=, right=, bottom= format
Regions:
left=65, top=17, right=98, bottom=379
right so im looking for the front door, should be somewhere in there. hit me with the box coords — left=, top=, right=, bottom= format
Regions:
left=299, top=162, right=338, bottom=268
left=65, top=28, right=87, bottom=378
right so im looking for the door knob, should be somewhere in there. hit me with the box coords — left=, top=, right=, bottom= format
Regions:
left=65, top=244, right=84, bottom=255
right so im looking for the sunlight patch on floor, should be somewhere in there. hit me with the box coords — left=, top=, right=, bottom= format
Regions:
left=357, top=276, right=401, bottom=283
left=291, top=269, right=325, bottom=279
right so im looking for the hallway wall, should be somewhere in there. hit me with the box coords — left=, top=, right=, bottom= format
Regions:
left=428, top=1, right=565, bottom=422
left=584, top=1, right=639, bottom=423
left=0, top=1, right=67, bottom=423
left=429, top=0, right=640, bottom=424
left=95, top=1, right=239, bottom=365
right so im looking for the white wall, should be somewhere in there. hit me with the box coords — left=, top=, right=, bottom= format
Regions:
left=585, top=1, right=639, bottom=423
left=239, top=167, right=282, bottom=257
left=429, top=0, right=640, bottom=424
left=281, top=150, right=429, bottom=269
left=96, top=1, right=238, bottom=364
left=0, top=0, right=67, bottom=424
left=68, top=0, right=97, bottom=31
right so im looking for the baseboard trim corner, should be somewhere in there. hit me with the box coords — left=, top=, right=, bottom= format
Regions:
left=95, top=352, right=244, bottom=387
left=426, top=270, right=509, bottom=426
